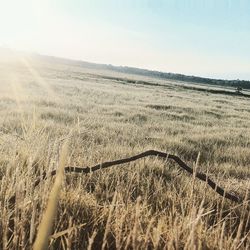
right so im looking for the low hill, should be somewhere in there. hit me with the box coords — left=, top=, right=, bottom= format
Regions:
left=1, top=47, right=250, bottom=89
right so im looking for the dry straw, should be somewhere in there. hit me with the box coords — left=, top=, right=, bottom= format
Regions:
left=33, top=142, right=68, bottom=250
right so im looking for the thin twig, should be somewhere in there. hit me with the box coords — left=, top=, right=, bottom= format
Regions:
left=31, top=150, right=242, bottom=203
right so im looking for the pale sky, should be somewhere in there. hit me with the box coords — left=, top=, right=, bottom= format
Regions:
left=0, top=0, right=250, bottom=80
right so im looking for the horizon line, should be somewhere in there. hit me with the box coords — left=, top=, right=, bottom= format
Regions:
left=1, top=46, right=250, bottom=82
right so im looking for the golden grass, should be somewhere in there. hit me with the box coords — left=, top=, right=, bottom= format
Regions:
left=0, top=55, right=249, bottom=249
left=33, top=142, right=68, bottom=250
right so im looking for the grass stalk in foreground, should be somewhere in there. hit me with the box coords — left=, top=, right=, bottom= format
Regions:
left=33, top=142, right=68, bottom=250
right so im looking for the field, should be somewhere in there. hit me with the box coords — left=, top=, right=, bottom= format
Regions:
left=0, top=54, right=249, bottom=249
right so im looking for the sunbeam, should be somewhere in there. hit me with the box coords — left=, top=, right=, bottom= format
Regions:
left=19, top=56, right=60, bottom=102
left=8, top=72, right=28, bottom=132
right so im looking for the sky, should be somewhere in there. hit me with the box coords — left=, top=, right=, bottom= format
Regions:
left=0, top=0, right=250, bottom=80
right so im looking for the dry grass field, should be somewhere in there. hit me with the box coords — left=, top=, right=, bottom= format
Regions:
left=0, top=54, right=249, bottom=249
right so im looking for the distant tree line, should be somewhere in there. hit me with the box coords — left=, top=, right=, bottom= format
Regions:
left=33, top=53, right=250, bottom=90
left=103, top=65, right=250, bottom=90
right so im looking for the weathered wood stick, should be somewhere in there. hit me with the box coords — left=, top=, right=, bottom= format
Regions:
left=31, top=150, right=242, bottom=203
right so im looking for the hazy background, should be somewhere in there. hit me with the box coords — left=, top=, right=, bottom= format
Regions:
left=0, top=0, right=250, bottom=80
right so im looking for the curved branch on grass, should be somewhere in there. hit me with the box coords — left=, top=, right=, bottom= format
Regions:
left=32, top=150, right=242, bottom=203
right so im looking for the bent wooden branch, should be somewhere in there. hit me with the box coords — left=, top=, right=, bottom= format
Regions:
left=32, top=150, right=242, bottom=203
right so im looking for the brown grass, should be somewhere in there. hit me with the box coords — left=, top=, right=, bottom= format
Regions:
left=0, top=54, right=249, bottom=249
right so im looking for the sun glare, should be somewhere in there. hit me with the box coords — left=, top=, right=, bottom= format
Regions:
left=0, top=0, right=51, bottom=50
left=20, top=57, right=60, bottom=101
